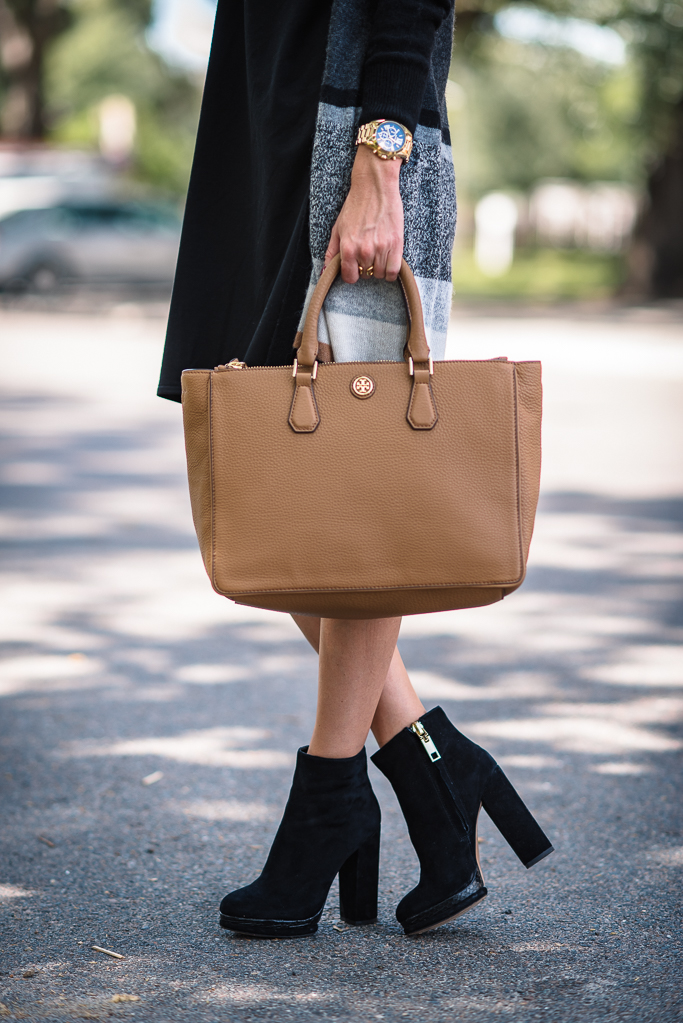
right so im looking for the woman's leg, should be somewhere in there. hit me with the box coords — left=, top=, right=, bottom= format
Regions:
left=308, top=617, right=402, bottom=757
left=371, top=646, right=425, bottom=746
left=291, top=615, right=425, bottom=752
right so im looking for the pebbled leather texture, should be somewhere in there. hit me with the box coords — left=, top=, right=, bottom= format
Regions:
left=181, top=369, right=213, bottom=577
left=181, top=358, right=542, bottom=618
left=180, top=260, right=543, bottom=620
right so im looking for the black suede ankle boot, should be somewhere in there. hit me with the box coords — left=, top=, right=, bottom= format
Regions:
left=372, top=706, right=553, bottom=935
left=219, top=746, right=381, bottom=937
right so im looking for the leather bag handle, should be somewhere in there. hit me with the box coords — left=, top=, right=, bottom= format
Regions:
left=289, top=253, right=438, bottom=433
left=297, top=254, right=432, bottom=368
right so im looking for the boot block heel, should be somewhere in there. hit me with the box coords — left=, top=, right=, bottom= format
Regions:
left=482, top=765, right=554, bottom=868
left=338, top=830, right=380, bottom=924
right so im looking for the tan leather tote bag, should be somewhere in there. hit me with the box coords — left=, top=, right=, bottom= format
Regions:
left=181, top=255, right=542, bottom=619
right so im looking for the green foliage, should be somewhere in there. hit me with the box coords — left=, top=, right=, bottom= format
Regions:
left=134, top=106, right=197, bottom=194
left=452, top=246, right=626, bottom=299
left=455, top=0, right=683, bottom=170
left=44, top=0, right=200, bottom=193
left=448, top=34, right=643, bottom=199
left=47, top=0, right=163, bottom=113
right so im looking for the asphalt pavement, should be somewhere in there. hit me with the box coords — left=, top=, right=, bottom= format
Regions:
left=0, top=295, right=682, bottom=1022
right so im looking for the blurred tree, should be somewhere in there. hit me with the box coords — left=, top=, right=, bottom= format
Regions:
left=612, top=0, right=683, bottom=296
left=453, top=0, right=683, bottom=295
left=0, top=0, right=200, bottom=193
left=46, top=0, right=200, bottom=191
left=0, top=0, right=71, bottom=136
left=449, top=38, right=641, bottom=196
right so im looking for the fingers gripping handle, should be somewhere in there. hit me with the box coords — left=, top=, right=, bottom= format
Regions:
left=298, top=255, right=431, bottom=367
left=291, top=254, right=438, bottom=432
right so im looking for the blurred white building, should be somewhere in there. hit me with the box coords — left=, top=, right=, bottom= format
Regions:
left=474, top=192, right=519, bottom=276
left=528, top=180, right=638, bottom=251
left=472, top=179, right=638, bottom=276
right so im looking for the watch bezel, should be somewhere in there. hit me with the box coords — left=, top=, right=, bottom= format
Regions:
left=375, top=120, right=407, bottom=155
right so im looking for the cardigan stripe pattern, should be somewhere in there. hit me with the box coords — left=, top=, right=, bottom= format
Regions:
left=298, top=0, right=456, bottom=363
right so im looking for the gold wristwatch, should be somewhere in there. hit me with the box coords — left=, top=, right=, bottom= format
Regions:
left=356, top=119, right=413, bottom=162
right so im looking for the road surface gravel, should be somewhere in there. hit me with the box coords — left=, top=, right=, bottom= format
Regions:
left=0, top=298, right=681, bottom=1022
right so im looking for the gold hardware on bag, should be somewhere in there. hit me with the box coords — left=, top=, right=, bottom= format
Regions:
left=408, top=356, right=433, bottom=377
left=289, top=358, right=320, bottom=433
left=410, top=721, right=441, bottom=762
left=215, top=359, right=247, bottom=371
left=350, top=375, right=375, bottom=399
left=293, top=359, right=318, bottom=379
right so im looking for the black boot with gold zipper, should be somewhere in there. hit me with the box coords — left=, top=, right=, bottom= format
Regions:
left=372, top=706, right=553, bottom=935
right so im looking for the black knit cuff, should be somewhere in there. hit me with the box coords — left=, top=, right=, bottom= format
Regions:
left=360, top=58, right=430, bottom=136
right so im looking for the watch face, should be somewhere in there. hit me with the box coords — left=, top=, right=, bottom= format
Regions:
left=376, top=121, right=406, bottom=153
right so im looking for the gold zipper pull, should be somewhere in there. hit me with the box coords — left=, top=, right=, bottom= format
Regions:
left=215, top=359, right=247, bottom=371
left=410, top=721, right=441, bottom=762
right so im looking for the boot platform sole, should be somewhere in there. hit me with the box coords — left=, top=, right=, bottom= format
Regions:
left=219, top=911, right=377, bottom=938
left=403, top=886, right=488, bottom=936
left=220, top=911, right=322, bottom=938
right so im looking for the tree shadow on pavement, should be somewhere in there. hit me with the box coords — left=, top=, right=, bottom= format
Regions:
left=1, top=389, right=682, bottom=1022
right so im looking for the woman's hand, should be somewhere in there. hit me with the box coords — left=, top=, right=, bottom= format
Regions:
left=324, top=144, right=404, bottom=283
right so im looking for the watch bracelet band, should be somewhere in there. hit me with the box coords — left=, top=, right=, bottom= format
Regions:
left=356, top=119, right=413, bottom=162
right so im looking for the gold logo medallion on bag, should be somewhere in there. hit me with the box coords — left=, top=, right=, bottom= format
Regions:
left=350, top=375, right=375, bottom=399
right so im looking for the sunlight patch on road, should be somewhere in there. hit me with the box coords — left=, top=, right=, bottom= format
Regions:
left=498, top=754, right=565, bottom=769
left=0, top=576, right=104, bottom=650
left=174, top=663, right=254, bottom=684
left=529, top=513, right=683, bottom=576
left=0, top=884, right=35, bottom=902
left=0, top=512, right=112, bottom=540
left=92, top=552, right=284, bottom=641
left=411, top=670, right=555, bottom=701
left=591, top=761, right=653, bottom=775
left=80, top=486, right=194, bottom=535
left=399, top=591, right=662, bottom=653
left=0, top=654, right=104, bottom=696
left=470, top=698, right=683, bottom=753
left=646, top=846, right=683, bottom=867
left=582, top=646, right=683, bottom=687
left=0, top=553, right=292, bottom=649
left=177, top=799, right=273, bottom=821
left=511, top=942, right=579, bottom=952
left=206, top=983, right=323, bottom=1004
left=0, top=461, right=66, bottom=485
left=57, top=726, right=294, bottom=768
left=540, top=697, right=683, bottom=724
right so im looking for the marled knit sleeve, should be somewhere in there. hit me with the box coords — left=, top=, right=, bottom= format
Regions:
left=360, top=0, right=454, bottom=135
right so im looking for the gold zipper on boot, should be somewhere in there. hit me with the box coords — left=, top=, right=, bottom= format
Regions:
left=410, top=721, right=441, bottom=762
left=410, top=721, right=470, bottom=833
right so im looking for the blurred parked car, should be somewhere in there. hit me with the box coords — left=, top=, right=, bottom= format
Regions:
left=0, top=200, right=181, bottom=292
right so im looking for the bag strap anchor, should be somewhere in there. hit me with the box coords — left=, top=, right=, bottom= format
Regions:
left=291, top=254, right=438, bottom=433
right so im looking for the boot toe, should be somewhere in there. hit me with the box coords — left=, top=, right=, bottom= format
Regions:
left=219, top=881, right=261, bottom=920
left=219, top=881, right=323, bottom=937
left=397, top=871, right=487, bottom=934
